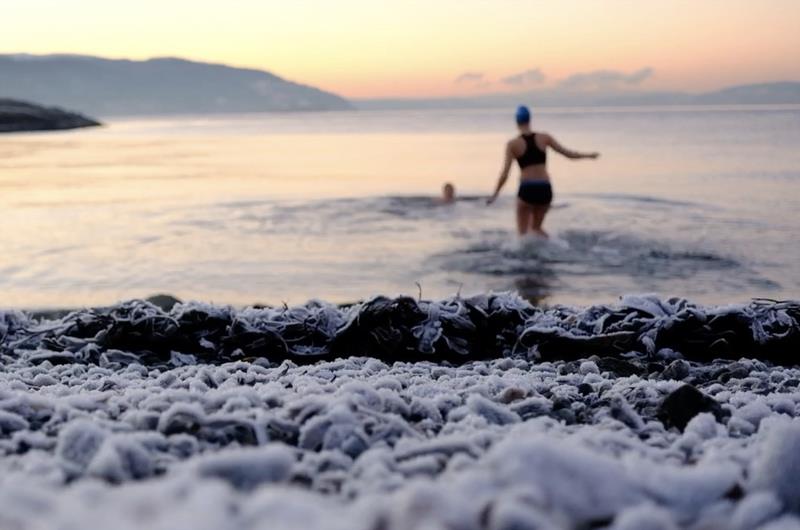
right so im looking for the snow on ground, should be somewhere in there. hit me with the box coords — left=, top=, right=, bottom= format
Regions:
left=1, top=295, right=800, bottom=529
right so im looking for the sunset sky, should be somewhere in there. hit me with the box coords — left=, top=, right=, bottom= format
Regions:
left=3, top=0, right=799, bottom=98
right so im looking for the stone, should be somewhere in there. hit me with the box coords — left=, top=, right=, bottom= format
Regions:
left=658, top=384, right=725, bottom=431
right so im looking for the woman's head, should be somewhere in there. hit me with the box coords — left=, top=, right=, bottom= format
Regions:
left=515, top=105, right=531, bottom=126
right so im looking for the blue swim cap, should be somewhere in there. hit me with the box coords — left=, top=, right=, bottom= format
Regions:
left=515, top=105, right=530, bottom=124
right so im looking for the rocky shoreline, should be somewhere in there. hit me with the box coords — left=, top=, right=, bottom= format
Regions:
left=2, top=294, right=800, bottom=529
left=0, top=99, right=100, bottom=133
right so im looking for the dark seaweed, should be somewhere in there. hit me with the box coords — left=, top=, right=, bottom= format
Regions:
left=2, top=296, right=798, bottom=369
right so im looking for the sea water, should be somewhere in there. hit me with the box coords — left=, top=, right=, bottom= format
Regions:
left=0, top=106, right=798, bottom=309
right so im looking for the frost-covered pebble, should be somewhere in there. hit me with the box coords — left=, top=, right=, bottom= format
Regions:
left=730, top=492, right=784, bottom=530
left=735, top=399, right=773, bottom=429
left=610, top=504, right=678, bottom=530
left=579, top=360, right=600, bottom=375
left=749, top=419, right=800, bottom=511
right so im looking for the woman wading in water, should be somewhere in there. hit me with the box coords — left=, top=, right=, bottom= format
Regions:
left=487, top=106, right=599, bottom=237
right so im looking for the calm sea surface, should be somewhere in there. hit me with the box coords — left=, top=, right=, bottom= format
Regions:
left=1, top=106, right=799, bottom=309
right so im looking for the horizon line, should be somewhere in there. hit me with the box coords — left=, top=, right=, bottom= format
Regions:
left=3, top=52, right=799, bottom=102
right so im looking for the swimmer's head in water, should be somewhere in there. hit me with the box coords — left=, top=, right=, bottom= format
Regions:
left=442, top=182, right=455, bottom=202
left=515, top=105, right=530, bottom=125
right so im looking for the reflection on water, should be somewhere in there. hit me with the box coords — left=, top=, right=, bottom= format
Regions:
left=513, top=273, right=556, bottom=306
left=0, top=107, right=799, bottom=309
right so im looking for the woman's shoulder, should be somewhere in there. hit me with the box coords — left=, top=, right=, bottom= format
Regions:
left=534, top=131, right=553, bottom=145
left=506, top=136, right=525, bottom=154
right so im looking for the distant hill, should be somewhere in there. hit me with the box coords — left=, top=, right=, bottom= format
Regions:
left=0, top=99, right=100, bottom=133
left=0, top=54, right=352, bottom=116
left=693, top=82, right=800, bottom=105
left=357, top=81, right=800, bottom=110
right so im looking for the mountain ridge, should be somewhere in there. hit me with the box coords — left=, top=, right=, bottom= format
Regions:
left=3, top=53, right=798, bottom=114
left=0, top=54, right=351, bottom=116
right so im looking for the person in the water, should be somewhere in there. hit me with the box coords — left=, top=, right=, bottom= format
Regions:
left=440, top=182, right=456, bottom=204
left=487, top=105, right=599, bottom=237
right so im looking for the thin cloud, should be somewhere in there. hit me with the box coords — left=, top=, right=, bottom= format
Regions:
left=558, top=67, right=654, bottom=91
left=454, top=72, right=486, bottom=84
left=501, top=68, right=546, bottom=86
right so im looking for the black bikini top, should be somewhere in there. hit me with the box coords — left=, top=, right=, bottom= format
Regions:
left=516, top=133, right=547, bottom=168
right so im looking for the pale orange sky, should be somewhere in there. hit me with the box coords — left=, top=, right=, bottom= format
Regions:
left=3, top=0, right=799, bottom=98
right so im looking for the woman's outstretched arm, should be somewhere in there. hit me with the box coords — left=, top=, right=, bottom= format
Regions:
left=487, top=142, right=514, bottom=205
left=545, top=134, right=599, bottom=160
